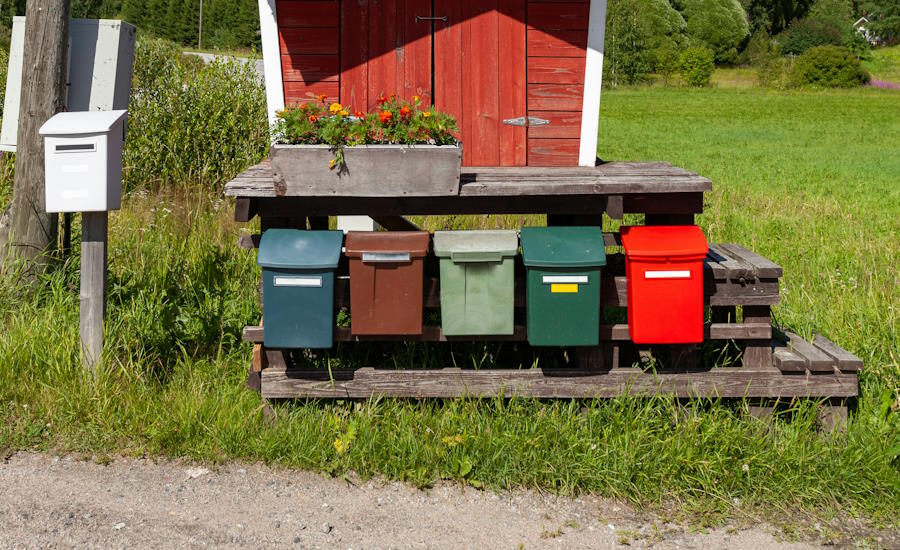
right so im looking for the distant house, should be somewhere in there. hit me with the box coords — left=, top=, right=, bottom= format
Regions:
left=854, top=16, right=883, bottom=46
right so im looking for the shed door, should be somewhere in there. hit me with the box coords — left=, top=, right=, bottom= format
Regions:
left=434, top=1, right=527, bottom=166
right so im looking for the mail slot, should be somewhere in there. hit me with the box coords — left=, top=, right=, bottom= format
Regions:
left=345, top=231, right=430, bottom=335
left=257, top=229, right=344, bottom=348
left=521, top=226, right=606, bottom=346
left=433, top=230, right=518, bottom=336
left=621, top=225, right=709, bottom=344
left=39, top=110, right=127, bottom=213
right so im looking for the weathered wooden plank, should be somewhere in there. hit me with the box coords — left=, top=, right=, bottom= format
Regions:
left=527, top=139, right=580, bottom=166
left=283, top=81, right=339, bottom=106
left=773, top=345, right=809, bottom=373
left=782, top=331, right=837, bottom=373
left=81, top=212, right=107, bottom=372
left=339, top=0, right=368, bottom=109
left=527, top=84, right=585, bottom=111
left=527, top=3, right=590, bottom=31
left=261, top=366, right=858, bottom=399
left=527, top=57, right=586, bottom=84
left=234, top=198, right=257, bottom=222
left=812, top=334, right=863, bottom=373
left=499, top=0, right=528, bottom=166
left=527, top=29, right=587, bottom=57
left=708, top=244, right=755, bottom=280
left=527, top=111, right=583, bottom=139
left=741, top=305, right=775, bottom=370
left=720, top=243, right=783, bottom=279
left=276, top=0, right=339, bottom=27
left=280, top=53, right=340, bottom=82
left=243, top=322, right=772, bottom=344
left=280, top=28, right=339, bottom=55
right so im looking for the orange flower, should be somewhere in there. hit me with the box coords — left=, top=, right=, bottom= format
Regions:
left=422, top=110, right=432, bottom=118
left=399, top=106, right=411, bottom=118
left=308, top=114, right=318, bottom=123
left=317, top=94, right=327, bottom=103
left=355, top=110, right=365, bottom=118
left=377, top=95, right=388, bottom=105
left=379, top=110, right=393, bottom=123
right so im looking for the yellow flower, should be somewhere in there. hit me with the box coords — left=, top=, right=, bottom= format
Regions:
left=423, top=111, right=432, bottom=118
left=413, top=95, right=420, bottom=103
left=329, top=158, right=337, bottom=170
left=329, top=102, right=343, bottom=115
left=339, top=109, right=349, bottom=116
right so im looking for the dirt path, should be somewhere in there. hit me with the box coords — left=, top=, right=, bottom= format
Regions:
left=0, top=452, right=833, bottom=549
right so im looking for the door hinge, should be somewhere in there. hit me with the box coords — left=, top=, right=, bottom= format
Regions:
left=502, top=116, right=550, bottom=127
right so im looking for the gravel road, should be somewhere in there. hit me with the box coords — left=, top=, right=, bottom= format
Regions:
left=0, top=452, right=854, bottom=549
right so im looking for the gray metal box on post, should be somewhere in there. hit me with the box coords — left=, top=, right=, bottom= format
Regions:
left=1, top=18, right=136, bottom=151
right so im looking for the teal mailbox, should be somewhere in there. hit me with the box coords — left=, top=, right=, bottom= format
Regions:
left=257, top=229, right=344, bottom=348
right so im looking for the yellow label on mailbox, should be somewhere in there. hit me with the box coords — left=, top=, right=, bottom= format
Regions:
left=551, top=283, right=579, bottom=294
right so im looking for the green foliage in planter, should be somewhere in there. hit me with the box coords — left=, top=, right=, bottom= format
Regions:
left=275, top=95, right=458, bottom=171
left=789, top=45, right=871, bottom=87
left=680, top=46, right=716, bottom=87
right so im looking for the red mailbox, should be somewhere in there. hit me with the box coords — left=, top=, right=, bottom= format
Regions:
left=621, top=226, right=709, bottom=344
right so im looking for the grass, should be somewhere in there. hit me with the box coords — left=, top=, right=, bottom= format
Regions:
left=0, top=85, right=898, bottom=530
left=863, top=45, right=900, bottom=82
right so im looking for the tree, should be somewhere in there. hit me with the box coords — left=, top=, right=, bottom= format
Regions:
left=0, top=0, right=70, bottom=275
left=740, top=0, right=816, bottom=34
left=674, top=0, right=751, bottom=64
left=861, top=0, right=900, bottom=44
left=604, top=0, right=686, bottom=86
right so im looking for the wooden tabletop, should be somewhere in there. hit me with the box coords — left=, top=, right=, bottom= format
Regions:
left=224, top=159, right=712, bottom=198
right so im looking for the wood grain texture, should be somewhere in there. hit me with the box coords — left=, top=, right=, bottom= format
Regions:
left=527, top=29, right=587, bottom=57
left=433, top=0, right=462, bottom=131
left=260, top=367, right=858, bottom=399
left=276, top=0, right=340, bottom=27
left=527, top=111, right=583, bottom=139
left=280, top=54, right=340, bottom=82
left=283, top=81, right=339, bottom=105
left=467, top=1, right=501, bottom=165
left=812, top=334, right=863, bottom=373
left=527, top=57, right=586, bottom=83
left=527, top=3, right=590, bottom=30
left=527, top=138, right=580, bottom=166
left=367, top=0, right=400, bottom=104
left=499, top=0, right=528, bottom=166
left=340, top=0, right=368, bottom=109
left=782, top=331, right=838, bottom=373
left=527, top=84, right=584, bottom=110
left=279, top=28, right=339, bottom=54
left=81, top=212, right=107, bottom=372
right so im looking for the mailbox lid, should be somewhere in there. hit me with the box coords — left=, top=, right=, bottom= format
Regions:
left=521, top=226, right=606, bottom=268
left=433, top=230, right=519, bottom=263
left=621, top=226, right=708, bottom=261
left=344, top=231, right=430, bottom=259
left=257, top=229, right=344, bottom=269
left=39, top=110, right=127, bottom=136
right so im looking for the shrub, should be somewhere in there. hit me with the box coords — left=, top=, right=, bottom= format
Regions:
left=788, top=45, right=871, bottom=87
left=778, top=0, right=855, bottom=54
left=123, top=37, right=268, bottom=192
left=674, top=0, right=750, bottom=64
left=744, top=31, right=786, bottom=88
left=679, top=46, right=716, bottom=86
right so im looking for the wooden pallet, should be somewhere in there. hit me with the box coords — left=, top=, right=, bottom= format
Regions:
left=226, top=161, right=861, bottom=406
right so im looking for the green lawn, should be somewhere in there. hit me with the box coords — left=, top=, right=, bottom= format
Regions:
left=864, top=45, right=900, bottom=82
left=0, top=86, right=898, bottom=532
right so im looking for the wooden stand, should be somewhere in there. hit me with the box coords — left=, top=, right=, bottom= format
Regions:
left=226, top=160, right=861, bottom=411
left=80, top=211, right=107, bottom=372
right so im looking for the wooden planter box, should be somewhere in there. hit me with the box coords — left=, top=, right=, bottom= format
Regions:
left=270, top=144, right=462, bottom=197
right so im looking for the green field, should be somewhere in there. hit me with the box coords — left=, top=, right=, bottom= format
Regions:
left=864, top=45, right=900, bottom=82
left=1, top=85, right=898, bottom=533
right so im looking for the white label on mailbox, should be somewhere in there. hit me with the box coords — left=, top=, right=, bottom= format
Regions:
left=644, top=270, right=691, bottom=279
left=542, top=275, right=589, bottom=284
left=61, top=164, right=90, bottom=173
left=362, top=252, right=410, bottom=262
left=274, top=276, right=322, bottom=288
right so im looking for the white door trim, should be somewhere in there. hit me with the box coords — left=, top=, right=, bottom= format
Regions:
left=578, top=0, right=607, bottom=166
left=258, top=0, right=285, bottom=129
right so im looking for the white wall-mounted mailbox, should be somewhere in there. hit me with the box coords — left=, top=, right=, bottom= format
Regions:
left=39, top=110, right=128, bottom=213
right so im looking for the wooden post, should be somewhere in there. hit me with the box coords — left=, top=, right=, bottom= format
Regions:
left=0, top=0, right=70, bottom=274
left=80, top=211, right=107, bottom=371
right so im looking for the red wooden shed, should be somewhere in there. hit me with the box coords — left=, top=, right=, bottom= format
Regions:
left=258, top=0, right=607, bottom=167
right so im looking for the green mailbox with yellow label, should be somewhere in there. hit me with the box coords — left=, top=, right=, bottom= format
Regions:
left=521, top=226, right=606, bottom=346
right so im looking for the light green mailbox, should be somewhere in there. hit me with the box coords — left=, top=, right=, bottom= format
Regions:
left=433, top=230, right=519, bottom=336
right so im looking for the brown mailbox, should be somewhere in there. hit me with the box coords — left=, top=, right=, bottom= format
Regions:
left=345, top=231, right=430, bottom=335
